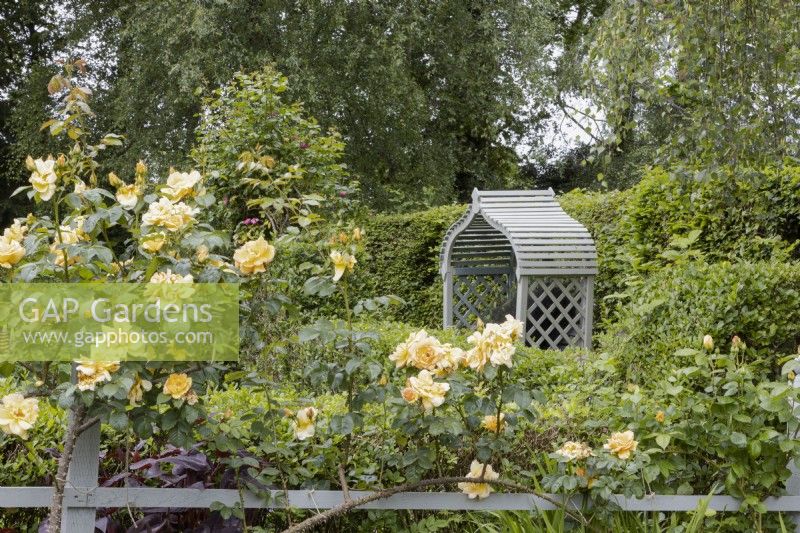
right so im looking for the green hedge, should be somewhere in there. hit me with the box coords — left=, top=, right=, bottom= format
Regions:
left=601, top=260, right=800, bottom=379
left=277, top=162, right=800, bottom=331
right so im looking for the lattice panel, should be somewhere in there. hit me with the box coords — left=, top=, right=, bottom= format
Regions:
left=525, top=277, right=589, bottom=349
left=452, top=274, right=515, bottom=329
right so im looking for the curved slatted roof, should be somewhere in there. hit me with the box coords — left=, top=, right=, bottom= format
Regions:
left=440, top=189, right=597, bottom=277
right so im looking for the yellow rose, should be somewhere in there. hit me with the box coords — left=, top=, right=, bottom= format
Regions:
left=330, top=250, right=356, bottom=281
left=481, top=413, right=505, bottom=433
left=407, top=330, right=446, bottom=371
left=352, top=227, right=363, bottom=241
left=162, top=170, right=202, bottom=200
left=75, top=360, right=120, bottom=391
left=407, top=369, right=450, bottom=412
left=0, top=393, right=39, bottom=440
left=135, top=160, right=148, bottom=176
left=3, top=219, right=27, bottom=243
left=457, top=460, right=499, bottom=500
left=196, top=244, right=209, bottom=263
left=655, top=410, right=666, bottom=423
left=702, top=334, right=714, bottom=351
left=141, top=232, right=167, bottom=253
left=604, top=430, right=638, bottom=460
left=116, top=183, right=140, bottom=209
left=401, top=382, right=419, bottom=403
left=465, top=321, right=516, bottom=372
left=389, top=339, right=413, bottom=368
left=108, top=172, right=124, bottom=188
left=29, top=157, right=58, bottom=201
left=556, top=441, right=593, bottom=461
left=233, top=236, right=276, bottom=275
left=163, top=373, right=192, bottom=399
left=434, top=345, right=465, bottom=376
left=0, top=236, right=25, bottom=268
left=150, top=269, right=193, bottom=284
left=128, top=374, right=152, bottom=406
left=185, top=390, right=199, bottom=405
left=73, top=179, right=87, bottom=194
left=292, top=406, right=318, bottom=440
left=142, top=197, right=198, bottom=232
left=501, top=315, right=524, bottom=342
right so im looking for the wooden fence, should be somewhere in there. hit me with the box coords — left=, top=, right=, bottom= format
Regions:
left=2, top=420, right=800, bottom=532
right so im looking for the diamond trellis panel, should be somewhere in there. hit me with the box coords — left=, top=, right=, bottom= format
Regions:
left=452, top=274, right=515, bottom=329
left=525, top=277, right=588, bottom=349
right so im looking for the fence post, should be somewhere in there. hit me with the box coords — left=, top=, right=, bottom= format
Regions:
left=61, top=419, right=100, bottom=532
left=789, top=370, right=800, bottom=532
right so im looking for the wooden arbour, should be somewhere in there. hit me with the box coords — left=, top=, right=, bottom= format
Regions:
left=440, top=189, right=597, bottom=349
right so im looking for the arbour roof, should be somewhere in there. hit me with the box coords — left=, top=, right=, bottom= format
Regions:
left=440, top=189, right=598, bottom=278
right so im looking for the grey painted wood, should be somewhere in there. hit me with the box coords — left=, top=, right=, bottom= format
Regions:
left=5, top=487, right=800, bottom=513
left=440, top=189, right=596, bottom=350
left=62, top=420, right=100, bottom=532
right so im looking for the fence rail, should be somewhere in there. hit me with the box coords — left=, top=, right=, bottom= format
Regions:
left=4, top=486, right=800, bottom=512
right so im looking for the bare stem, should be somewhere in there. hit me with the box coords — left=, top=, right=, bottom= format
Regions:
left=47, top=403, right=86, bottom=533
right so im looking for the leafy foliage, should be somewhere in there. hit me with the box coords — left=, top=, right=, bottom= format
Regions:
left=585, top=0, right=800, bottom=169
left=192, top=67, right=354, bottom=241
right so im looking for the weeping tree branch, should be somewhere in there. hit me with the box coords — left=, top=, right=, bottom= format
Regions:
left=281, top=477, right=588, bottom=533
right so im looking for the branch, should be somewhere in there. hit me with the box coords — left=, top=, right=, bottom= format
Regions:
left=76, top=415, right=101, bottom=437
left=337, top=463, right=351, bottom=502
left=47, top=403, right=86, bottom=533
left=281, top=477, right=587, bottom=533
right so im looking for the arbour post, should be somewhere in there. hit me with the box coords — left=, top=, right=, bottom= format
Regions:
left=443, top=269, right=453, bottom=328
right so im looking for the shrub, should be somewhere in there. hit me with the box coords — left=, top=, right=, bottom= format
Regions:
left=275, top=205, right=466, bottom=328
left=192, top=66, right=355, bottom=241
left=602, top=260, right=800, bottom=379
left=622, top=164, right=800, bottom=270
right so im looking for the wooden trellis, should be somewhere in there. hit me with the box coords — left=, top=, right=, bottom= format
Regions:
left=440, top=189, right=597, bottom=349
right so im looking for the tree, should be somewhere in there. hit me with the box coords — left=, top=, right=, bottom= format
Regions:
left=584, top=0, right=800, bottom=170
left=9, top=0, right=559, bottom=208
left=0, top=0, right=59, bottom=223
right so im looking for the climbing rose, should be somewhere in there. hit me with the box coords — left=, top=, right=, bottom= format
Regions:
left=75, top=361, right=120, bottom=391
left=481, top=413, right=505, bottom=433
left=233, top=237, right=276, bottom=275
left=142, top=197, right=198, bottom=232
left=406, top=369, right=449, bottom=412
left=162, top=170, right=202, bottom=201
left=293, top=407, right=318, bottom=441
left=604, top=431, right=638, bottom=459
left=163, top=373, right=193, bottom=399
left=556, top=441, right=593, bottom=461
left=330, top=250, right=356, bottom=281
left=28, top=156, right=58, bottom=201
left=458, top=461, right=499, bottom=500
left=0, top=393, right=39, bottom=440
left=0, top=236, right=25, bottom=268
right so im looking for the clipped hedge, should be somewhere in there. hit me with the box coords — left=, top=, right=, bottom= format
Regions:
left=601, top=260, right=800, bottom=379
left=278, top=162, right=800, bottom=332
